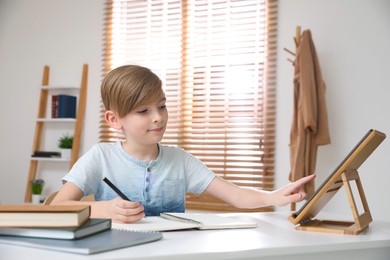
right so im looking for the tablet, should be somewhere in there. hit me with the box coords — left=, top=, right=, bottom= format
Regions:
left=289, top=129, right=386, bottom=225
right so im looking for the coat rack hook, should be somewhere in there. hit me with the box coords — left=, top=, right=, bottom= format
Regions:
left=294, top=26, right=301, bottom=48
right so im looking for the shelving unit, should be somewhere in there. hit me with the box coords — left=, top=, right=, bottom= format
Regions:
left=24, top=64, right=88, bottom=202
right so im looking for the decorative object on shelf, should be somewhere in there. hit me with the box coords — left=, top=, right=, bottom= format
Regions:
left=58, top=133, right=73, bottom=159
left=31, top=179, right=44, bottom=204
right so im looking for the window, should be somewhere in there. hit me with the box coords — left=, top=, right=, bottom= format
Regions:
left=101, top=0, right=278, bottom=212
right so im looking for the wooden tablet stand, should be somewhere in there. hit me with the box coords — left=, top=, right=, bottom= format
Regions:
left=289, top=129, right=386, bottom=235
left=296, top=169, right=371, bottom=235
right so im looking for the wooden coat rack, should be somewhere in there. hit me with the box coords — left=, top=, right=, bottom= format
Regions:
left=284, top=26, right=302, bottom=212
left=284, top=26, right=302, bottom=66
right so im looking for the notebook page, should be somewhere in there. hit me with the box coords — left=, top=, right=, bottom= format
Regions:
left=112, top=216, right=199, bottom=232
left=164, top=213, right=257, bottom=229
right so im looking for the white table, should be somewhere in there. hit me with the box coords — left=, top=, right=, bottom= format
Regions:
left=1, top=212, right=389, bottom=260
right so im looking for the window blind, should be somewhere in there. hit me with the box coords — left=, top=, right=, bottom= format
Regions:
left=101, top=0, right=278, bottom=212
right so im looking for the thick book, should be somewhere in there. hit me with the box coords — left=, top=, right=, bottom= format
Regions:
left=51, top=95, right=58, bottom=118
left=0, top=229, right=162, bottom=254
left=112, top=212, right=257, bottom=232
left=0, top=218, right=111, bottom=240
left=57, top=94, right=77, bottom=118
left=0, top=205, right=90, bottom=228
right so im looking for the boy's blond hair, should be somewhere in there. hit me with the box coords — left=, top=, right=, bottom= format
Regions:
left=101, top=65, right=164, bottom=118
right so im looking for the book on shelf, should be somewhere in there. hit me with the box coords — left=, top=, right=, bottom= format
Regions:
left=0, top=205, right=90, bottom=228
left=51, top=95, right=58, bottom=118
left=58, top=94, right=77, bottom=118
left=31, top=151, right=61, bottom=158
left=0, top=218, right=111, bottom=240
left=0, top=229, right=163, bottom=254
left=52, top=94, right=77, bottom=118
left=112, top=212, right=257, bottom=232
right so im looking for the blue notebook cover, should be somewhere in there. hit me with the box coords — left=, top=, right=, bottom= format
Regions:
left=58, top=94, right=77, bottom=118
left=0, top=229, right=162, bottom=254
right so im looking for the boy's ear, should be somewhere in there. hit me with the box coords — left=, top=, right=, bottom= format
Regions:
left=105, top=110, right=122, bottom=130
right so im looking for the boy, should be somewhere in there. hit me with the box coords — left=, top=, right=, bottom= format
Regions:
left=52, top=65, right=315, bottom=223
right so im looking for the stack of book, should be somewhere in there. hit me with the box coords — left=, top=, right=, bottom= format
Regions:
left=0, top=205, right=162, bottom=254
left=0, top=205, right=105, bottom=238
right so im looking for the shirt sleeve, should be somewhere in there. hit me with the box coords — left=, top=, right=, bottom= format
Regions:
left=181, top=149, right=216, bottom=195
left=62, top=144, right=103, bottom=196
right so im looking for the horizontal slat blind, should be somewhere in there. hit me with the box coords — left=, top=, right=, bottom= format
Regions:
left=102, top=0, right=278, bottom=212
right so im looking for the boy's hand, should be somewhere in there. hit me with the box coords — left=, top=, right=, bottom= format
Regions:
left=107, top=197, right=145, bottom=223
left=271, top=174, right=316, bottom=207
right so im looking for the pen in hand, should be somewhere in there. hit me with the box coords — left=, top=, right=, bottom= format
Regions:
left=103, top=177, right=131, bottom=201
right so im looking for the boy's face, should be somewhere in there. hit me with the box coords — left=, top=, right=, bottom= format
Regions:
left=118, top=97, right=168, bottom=147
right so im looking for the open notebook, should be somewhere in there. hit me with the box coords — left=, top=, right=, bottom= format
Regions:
left=112, top=213, right=257, bottom=232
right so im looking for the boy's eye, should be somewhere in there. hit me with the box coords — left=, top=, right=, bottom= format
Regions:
left=137, top=109, right=148, bottom=113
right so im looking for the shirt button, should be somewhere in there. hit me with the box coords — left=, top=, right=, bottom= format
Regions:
left=146, top=177, right=150, bottom=182
left=147, top=168, right=151, bottom=172
left=145, top=187, right=149, bottom=192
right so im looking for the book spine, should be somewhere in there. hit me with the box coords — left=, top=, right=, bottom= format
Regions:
left=51, top=95, right=58, bottom=118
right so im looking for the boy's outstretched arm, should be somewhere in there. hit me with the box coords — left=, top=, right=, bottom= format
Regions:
left=50, top=182, right=145, bottom=223
left=205, top=174, right=316, bottom=209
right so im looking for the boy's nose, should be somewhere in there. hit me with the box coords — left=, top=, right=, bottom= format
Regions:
left=153, top=111, right=162, bottom=123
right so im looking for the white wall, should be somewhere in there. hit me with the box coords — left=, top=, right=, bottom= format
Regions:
left=0, top=0, right=389, bottom=221
left=0, top=0, right=104, bottom=202
left=276, top=0, right=390, bottom=221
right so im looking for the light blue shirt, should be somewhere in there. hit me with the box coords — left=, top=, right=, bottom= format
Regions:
left=62, top=142, right=215, bottom=216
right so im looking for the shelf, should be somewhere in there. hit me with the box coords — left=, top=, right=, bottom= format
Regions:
left=36, top=118, right=76, bottom=123
left=30, top=157, right=70, bottom=162
left=40, top=86, right=80, bottom=91
left=25, top=64, right=88, bottom=203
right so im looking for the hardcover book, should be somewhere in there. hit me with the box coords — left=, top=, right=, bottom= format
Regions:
left=0, top=205, right=90, bottom=228
left=57, top=94, right=77, bottom=118
left=0, top=218, right=111, bottom=240
left=51, top=95, right=58, bottom=118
